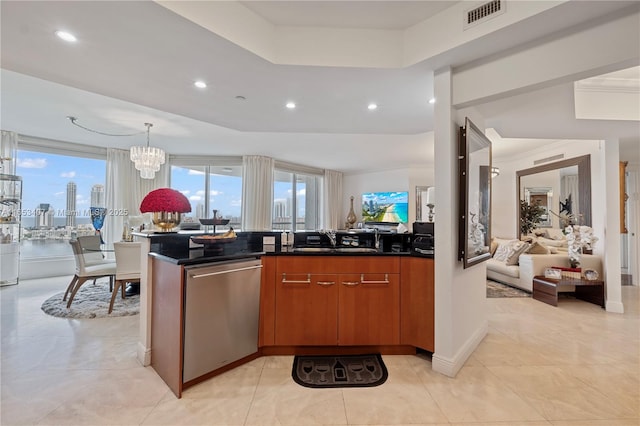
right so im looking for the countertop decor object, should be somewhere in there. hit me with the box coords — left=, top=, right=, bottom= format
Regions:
left=140, top=188, right=192, bottom=232
left=346, top=196, right=357, bottom=228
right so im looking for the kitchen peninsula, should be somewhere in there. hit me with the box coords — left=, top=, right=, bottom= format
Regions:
left=138, top=230, right=434, bottom=398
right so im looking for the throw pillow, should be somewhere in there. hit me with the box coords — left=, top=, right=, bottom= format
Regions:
left=492, top=240, right=516, bottom=262
left=505, top=241, right=529, bottom=265
left=526, top=241, right=550, bottom=255
left=490, top=238, right=499, bottom=256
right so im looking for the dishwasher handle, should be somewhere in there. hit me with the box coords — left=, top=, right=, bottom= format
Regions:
left=190, top=264, right=263, bottom=279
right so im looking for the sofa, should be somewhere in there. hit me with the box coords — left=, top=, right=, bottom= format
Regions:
left=486, top=236, right=603, bottom=292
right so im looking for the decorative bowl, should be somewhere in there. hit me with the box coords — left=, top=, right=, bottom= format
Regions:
left=152, top=211, right=181, bottom=231
left=199, top=218, right=230, bottom=226
left=583, top=269, right=599, bottom=281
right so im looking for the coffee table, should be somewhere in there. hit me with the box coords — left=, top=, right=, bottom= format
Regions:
left=532, top=275, right=604, bottom=308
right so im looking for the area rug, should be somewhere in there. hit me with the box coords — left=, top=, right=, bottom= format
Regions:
left=41, top=281, right=139, bottom=319
left=292, top=354, right=388, bottom=388
left=487, top=280, right=531, bottom=298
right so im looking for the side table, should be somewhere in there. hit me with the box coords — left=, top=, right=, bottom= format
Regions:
left=532, top=275, right=604, bottom=308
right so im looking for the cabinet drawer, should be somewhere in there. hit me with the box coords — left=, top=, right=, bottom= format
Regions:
left=276, top=255, right=399, bottom=274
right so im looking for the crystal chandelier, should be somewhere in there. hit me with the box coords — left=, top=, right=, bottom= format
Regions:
left=130, top=123, right=165, bottom=179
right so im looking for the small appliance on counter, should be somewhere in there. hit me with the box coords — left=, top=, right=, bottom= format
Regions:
left=412, top=222, right=434, bottom=256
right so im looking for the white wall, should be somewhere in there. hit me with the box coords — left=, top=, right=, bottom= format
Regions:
left=343, top=165, right=434, bottom=227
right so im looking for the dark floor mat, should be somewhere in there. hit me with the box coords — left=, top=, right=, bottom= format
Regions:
left=292, top=354, right=388, bottom=388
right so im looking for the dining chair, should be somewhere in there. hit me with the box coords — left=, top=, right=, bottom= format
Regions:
left=77, top=235, right=116, bottom=290
left=110, top=242, right=142, bottom=314
left=64, top=239, right=116, bottom=308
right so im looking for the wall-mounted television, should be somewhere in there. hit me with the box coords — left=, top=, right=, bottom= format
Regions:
left=361, top=191, right=409, bottom=223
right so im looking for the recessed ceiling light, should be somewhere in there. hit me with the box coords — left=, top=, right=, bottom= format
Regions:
left=55, top=30, right=77, bottom=43
left=367, top=103, right=378, bottom=110
left=429, top=98, right=436, bottom=104
left=286, top=102, right=296, bottom=109
left=235, top=95, right=246, bottom=100
left=194, top=80, right=207, bottom=89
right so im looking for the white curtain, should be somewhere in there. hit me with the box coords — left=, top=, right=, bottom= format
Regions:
left=561, top=174, right=580, bottom=221
left=104, top=148, right=169, bottom=246
left=241, top=155, right=274, bottom=231
left=0, top=130, right=18, bottom=175
left=323, top=169, right=343, bottom=230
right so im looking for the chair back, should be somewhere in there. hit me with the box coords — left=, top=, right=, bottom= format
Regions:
left=77, top=235, right=106, bottom=265
left=113, top=242, right=142, bottom=281
left=69, top=239, right=87, bottom=274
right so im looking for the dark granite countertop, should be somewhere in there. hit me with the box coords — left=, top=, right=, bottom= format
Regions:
left=139, top=230, right=431, bottom=266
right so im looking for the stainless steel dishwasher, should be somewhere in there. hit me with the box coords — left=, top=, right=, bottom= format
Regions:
left=183, top=258, right=262, bottom=383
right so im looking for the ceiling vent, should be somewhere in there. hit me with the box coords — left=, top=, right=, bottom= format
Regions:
left=464, top=0, right=506, bottom=29
left=534, top=154, right=564, bottom=165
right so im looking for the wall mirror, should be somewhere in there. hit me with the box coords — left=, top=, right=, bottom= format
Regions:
left=416, top=186, right=435, bottom=222
left=517, top=155, right=591, bottom=235
left=458, top=117, right=492, bottom=268
left=524, top=187, right=552, bottom=227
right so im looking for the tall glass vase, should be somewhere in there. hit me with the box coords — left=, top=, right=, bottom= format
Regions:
left=90, top=207, right=107, bottom=244
left=346, top=196, right=357, bottom=229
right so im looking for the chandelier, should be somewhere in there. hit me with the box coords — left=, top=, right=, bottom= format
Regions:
left=130, top=123, right=165, bottom=179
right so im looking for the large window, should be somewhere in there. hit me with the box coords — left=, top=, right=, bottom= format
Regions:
left=170, top=162, right=243, bottom=228
left=16, top=149, right=106, bottom=259
left=273, top=169, right=321, bottom=231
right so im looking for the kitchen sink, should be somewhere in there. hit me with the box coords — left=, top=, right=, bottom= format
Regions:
left=333, top=247, right=378, bottom=253
left=292, top=247, right=334, bottom=252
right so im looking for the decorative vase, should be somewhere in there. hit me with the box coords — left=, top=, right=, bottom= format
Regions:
left=152, top=211, right=181, bottom=231
left=346, top=196, right=357, bottom=228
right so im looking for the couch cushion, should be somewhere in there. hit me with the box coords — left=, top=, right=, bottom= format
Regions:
left=486, top=259, right=520, bottom=278
left=505, top=241, right=529, bottom=265
left=537, top=237, right=567, bottom=248
left=526, top=241, right=550, bottom=255
left=493, top=239, right=528, bottom=265
left=492, top=239, right=518, bottom=262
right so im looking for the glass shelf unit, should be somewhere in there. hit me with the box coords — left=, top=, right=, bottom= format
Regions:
left=0, top=173, right=22, bottom=286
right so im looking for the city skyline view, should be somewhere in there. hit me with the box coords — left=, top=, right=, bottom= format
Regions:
left=16, top=151, right=303, bottom=227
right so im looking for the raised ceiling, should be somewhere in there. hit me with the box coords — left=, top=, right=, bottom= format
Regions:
left=1, top=0, right=638, bottom=173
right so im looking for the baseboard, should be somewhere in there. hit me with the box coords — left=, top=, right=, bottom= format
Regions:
left=432, top=319, right=488, bottom=377
left=605, top=300, right=624, bottom=314
left=137, top=342, right=151, bottom=366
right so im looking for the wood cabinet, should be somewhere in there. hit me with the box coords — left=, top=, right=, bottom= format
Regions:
left=274, top=273, right=338, bottom=345
left=400, top=257, right=434, bottom=351
left=267, top=256, right=402, bottom=347
left=338, top=272, right=400, bottom=345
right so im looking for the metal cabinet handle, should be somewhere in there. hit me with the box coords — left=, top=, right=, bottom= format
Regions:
left=316, top=281, right=335, bottom=286
left=190, top=265, right=263, bottom=279
left=342, top=281, right=360, bottom=286
left=360, top=273, right=389, bottom=284
left=282, top=273, right=311, bottom=284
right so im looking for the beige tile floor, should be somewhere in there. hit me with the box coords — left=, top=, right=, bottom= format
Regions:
left=1, top=276, right=638, bottom=425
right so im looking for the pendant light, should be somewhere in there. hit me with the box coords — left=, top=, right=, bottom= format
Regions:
left=130, top=123, right=165, bottom=179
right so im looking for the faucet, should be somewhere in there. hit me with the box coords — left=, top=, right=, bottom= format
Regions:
left=320, top=229, right=337, bottom=248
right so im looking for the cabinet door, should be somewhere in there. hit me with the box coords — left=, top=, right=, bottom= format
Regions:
left=400, top=257, right=434, bottom=351
left=338, top=272, right=400, bottom=345
left=274, top=273, right=338, bottom=345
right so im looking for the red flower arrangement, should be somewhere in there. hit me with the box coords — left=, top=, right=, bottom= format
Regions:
left=140, top=188, right=192, bottom=213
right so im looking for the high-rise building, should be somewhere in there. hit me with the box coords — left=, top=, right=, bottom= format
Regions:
left=66, top=181, right=77, bottom=227
left=35, top=203, right=54, bottom=229
left=90, top=184, right=105, bottom=207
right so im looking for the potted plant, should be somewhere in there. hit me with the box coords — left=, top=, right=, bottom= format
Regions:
left=519, top=199, right=545, bottom=236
